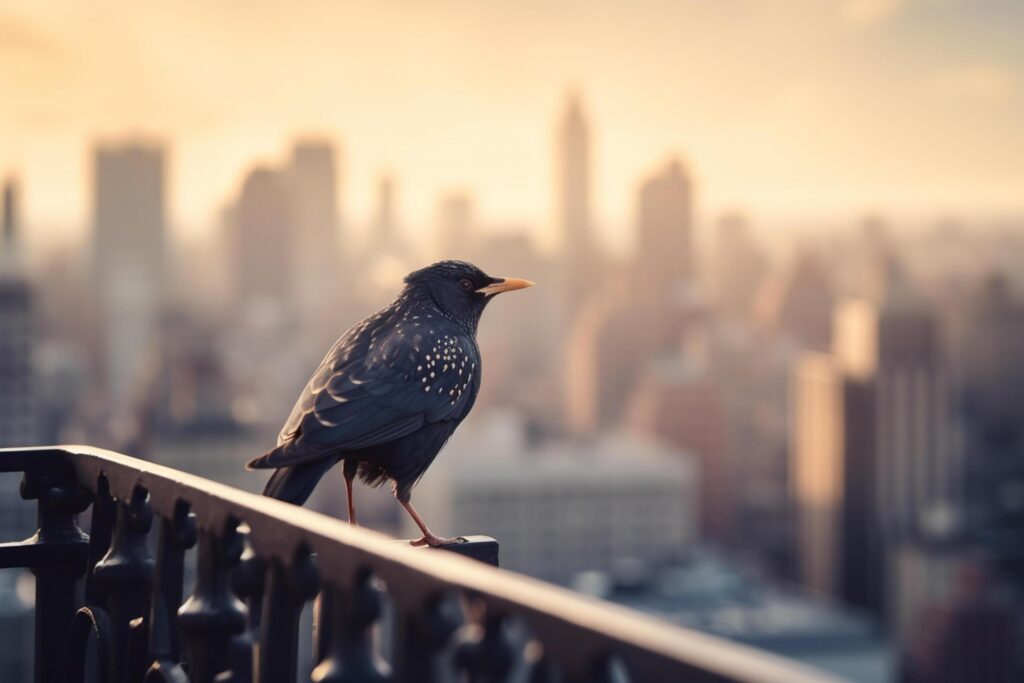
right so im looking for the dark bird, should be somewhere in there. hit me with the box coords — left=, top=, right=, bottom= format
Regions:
left=247, top=260, right=533, bottom=546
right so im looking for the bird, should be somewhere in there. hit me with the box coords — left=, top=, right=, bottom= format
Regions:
left=247, top=260, right=534, bottom=546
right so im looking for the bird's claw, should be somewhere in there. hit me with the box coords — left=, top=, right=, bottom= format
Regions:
left=410, top=534, right=460, bottom=547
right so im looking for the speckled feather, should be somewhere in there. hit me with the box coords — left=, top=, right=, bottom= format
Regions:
left=248, top=262, right=485, bottom=497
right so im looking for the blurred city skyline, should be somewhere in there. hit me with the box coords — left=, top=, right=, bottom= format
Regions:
left=3, top=0, right=1024, bottom=251
left=2, top=3, right=1024, bottom=681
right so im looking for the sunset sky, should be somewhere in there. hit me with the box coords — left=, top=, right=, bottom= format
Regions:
left=2, top=0, right=1022, bottom=248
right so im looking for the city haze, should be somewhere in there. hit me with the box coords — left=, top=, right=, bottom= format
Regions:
left=3, top=0, right=1023, bottom=250
left=2, top=3, right=1024, bottom=682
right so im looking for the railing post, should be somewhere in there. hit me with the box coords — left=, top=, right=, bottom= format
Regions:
left=63, top=475, right=117, bottom=683
left=92, top=485, right=156, bottom=683
left=20, top=467, right=91, bottom=683
left=454, top=610, right=516, bottom=683
left=390, top=594, right=461, bottom=683
left=226, top=527, right=266, bottom=682
left=257, top=546, right=319, bottom=683
left=311, top=571, right=390, bottom=682
left=178, top=518, right=248, bottom=683
left=145, top=500, right=196, bottom=681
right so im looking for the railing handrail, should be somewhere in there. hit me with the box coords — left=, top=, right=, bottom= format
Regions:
left=0, top=445, right=840, bottom=683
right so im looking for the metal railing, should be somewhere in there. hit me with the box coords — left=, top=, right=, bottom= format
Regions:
left=0, top=445, right=836, bottom=683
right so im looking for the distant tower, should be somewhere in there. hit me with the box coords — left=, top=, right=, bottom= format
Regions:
left=0, top=177, right=38, bottom=630
left=435, top=191, right=475, bottom=262
left=2, top=180, right=16, bottom=256
left=289, top=140, right=340, bottom=321
left=762, top=248, right=834, bottom=352
left=953, top=275, right=1024, bottom=589
left=373, top=174, right=398, bottom=252
left=93, top=142, right=166, bottom=413
left=634, top=157, right=695, bottom=348
left=556, top=92, right=594, bottom=311
left=791, top=287, right=959, bottom=623
left=637, top=157, right=694, bottom=288
left=0, top=177, right=35, bottom=447
left=715, top=212, right=766, bottom=320
left=231, top=167, right=293, bottom=318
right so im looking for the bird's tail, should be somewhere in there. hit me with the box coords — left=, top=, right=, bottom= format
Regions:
left=261, top=458, right=338, bottom=505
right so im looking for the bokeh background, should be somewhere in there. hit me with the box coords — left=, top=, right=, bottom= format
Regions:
left=2, top=1, right=1023, bottom=681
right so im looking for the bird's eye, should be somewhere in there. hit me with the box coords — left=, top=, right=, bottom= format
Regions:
left=459, top=278, right=474, bottom=291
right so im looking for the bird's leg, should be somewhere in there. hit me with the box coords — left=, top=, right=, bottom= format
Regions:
left=397, top=491, right=458, bottom=547
left=342, top=460, right=359, bottom=526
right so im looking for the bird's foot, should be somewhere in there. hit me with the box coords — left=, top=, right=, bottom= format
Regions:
left=410, top=534, right=462, bottom=547
left=347, top=519, right=360, bottom=527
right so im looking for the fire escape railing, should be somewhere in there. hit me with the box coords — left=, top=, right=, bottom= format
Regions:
left=0, top=445, right=836, bottom=683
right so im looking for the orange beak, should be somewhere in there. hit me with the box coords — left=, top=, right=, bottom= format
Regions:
left=475, top=277, right=535, bottom=296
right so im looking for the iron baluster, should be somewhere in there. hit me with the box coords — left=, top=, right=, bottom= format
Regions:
left=178, top=517, right=248, bottom=683
left=19, top=466, right=91, bottom=683
left=225, top=526, right=266, bottom=683
left=92, top=484, right=156, bottom=683
left=389, top=592, right=461, bottom=683
left=311, top=571, right=391, bottom=683
left=455, top=610, right=516, bottom=683
left=258, top=545, right=319, bottom=683
left=144, top=499, right=196, bottom=682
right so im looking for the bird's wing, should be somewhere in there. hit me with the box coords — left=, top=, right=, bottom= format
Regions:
left=250, top=324, right=477, bottom=469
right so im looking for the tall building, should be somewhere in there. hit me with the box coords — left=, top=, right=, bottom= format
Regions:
left=0, top=178, right=36, bottom=447
left=790, top=353, right=846, bottom=598
left=0, top=178, right=39, bottom=550
left=472, top=230, right=554, bottom=417
left=361, top=173, right=415, bottom=306
left=790, top=292, right=959, bottom=621
left=434, top=191, right=476, bottom=262
left=627, top=345, right=731, bottom=541
left=949, top=274, right=1024, bottom=588
left=630, top=158, right=696, bottom=358
left=409, top=414, right=697, bottom=584
left=634, top=157, right=700, bottom=299
left=564, top=281, right=646, bottom=435
left=555, top=92, right=595, bottom=313
left=2, top=180, right=18, bottom=261
left=372, top=173, right=399, bottom=253
left=899, top=565, right=1024, bottom=683
left=757, top=248, right=834, bottom=352
left=93, top=142, right=166, bottom=414
left=230, top=166, right=293, bottom=319
left=0, top=183, right=37, bottom=683
left=834, top=286, right=959, bottom=537
left=714, top=212, right=767, bottom=321
left=289, top=140, right=340, bottom=322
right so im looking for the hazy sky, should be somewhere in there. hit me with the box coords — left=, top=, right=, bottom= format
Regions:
left=2, top=0, right=1022, bottom=248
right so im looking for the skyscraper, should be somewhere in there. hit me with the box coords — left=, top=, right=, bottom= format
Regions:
left=0, top=178, right=36, bottom=679
left=627, top=347, right=731, bottom=540
left=790, top=353, right=846, bottom=598
left=2, top=180, right=18, bottom=261
left=372, top=173, right=398, bottom=252
left=715, top=212, right=767, bottom=320
left=231, top=166, right=293, bottom=319
left=759, top=248, right=834, bottom=352
left=289, top=140, right=340, bottom=322
left=93, top=142, right=166, bottom=413
left=556, top=92, right=594, bottom=312
left=564, top=283, right=645, bottom=435
left=0, top=178, right=35, bottom=447
left=638, top=157, right=694, bottom=278
left=635, top=157, right=695, bottom=348
left=946, top=274, right=1024, bottom=590
left=791, top=290, right=959, bottom=621
left=434, top=191, right=476, bottom=262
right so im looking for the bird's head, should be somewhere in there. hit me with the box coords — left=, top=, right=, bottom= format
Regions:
left=403, top=260, right=534, bottom=328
